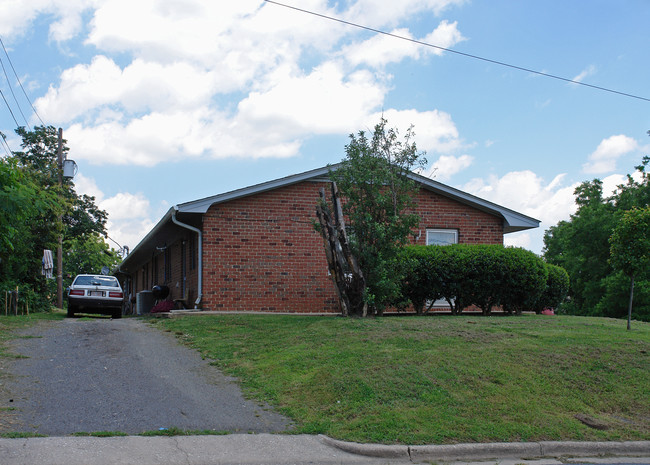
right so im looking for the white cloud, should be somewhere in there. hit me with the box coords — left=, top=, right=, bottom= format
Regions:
left=371, top=108, right=463, bottom=154
left=101, top=192, right=156, bottom=250
left=343, top=20, right=465, bottom=68
left=66, top=106, right=304, bottom=165
left=461, top=170, right=580, bottom=254
left=602, top=171, right=644, bottom=198
left=344, top=0, right=464, bottom=28
left=422, top=20, right=465, bottom=54
left=86, top=0, right=337, bottom=77
left=464, top=171, right=578, bottom=226
left=23, top=0, right=467, bottom=168
left=504, top=232, right=531, bottom=249
left=35, top=56, right=217, bottom=123
left=582, top=134, right=639, bottom=174
left=106, top=216, right=157, bottom=252
left=424, top=154, right=473, bottom=181
left=72, top=172, right=157, bottom=250
left=99, top=192, right=150, bottom=221
left=0, top=0, right=94, bottom=41
left=572, top=64, right=596, bottom=83
left=239, top=62, right=386, bottom=135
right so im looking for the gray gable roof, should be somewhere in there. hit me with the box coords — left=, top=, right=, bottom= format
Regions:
left=176, top=164, right=539, bottom=232
left=120, top=164, right=539, bottom=272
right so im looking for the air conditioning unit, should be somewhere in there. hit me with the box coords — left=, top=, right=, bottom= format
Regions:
left=136, top=291, right=155, bottom=314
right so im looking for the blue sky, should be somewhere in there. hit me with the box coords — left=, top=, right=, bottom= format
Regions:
left=1, top=0, right=648, bottom=255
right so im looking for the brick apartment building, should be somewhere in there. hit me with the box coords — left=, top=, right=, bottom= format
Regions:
left=117, top=165, right=539, bottom=313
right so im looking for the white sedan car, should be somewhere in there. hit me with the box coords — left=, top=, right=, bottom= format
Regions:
left=67, top=274, right=124, bottom=318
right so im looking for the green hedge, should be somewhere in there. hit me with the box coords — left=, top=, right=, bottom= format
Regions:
left=533, top=263, right=570, bottom=313
left=401, top=244, right=566, bottom=315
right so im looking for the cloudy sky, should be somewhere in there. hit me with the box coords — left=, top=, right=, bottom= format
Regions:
left=1, top=0, right=648, bottom=255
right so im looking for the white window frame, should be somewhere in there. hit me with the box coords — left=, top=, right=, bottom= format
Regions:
left=426, top=229, right=458, bottom=246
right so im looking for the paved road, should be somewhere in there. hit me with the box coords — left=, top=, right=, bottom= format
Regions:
left=1, top=317, right=291, bottom=435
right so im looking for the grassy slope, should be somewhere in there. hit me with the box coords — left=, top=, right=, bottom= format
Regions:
left=150, top=314, right=649, bottom=444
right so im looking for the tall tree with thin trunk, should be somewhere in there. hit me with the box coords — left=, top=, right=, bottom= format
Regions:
left=609, top=206, right=650, bottom=330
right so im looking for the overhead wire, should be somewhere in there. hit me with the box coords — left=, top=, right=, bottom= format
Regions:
left=0, top=36, right=46, bottom=127
left=264, top=0, right=650, bottom=103
left=0, top=55, right=30, bottom=129
left=0, top=88, right=19, bottom=127
left=0, top=131, right=12, bottom=156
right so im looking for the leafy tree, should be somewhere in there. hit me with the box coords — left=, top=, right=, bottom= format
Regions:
left=327, top=118, right=426, bottom=315
left=0, top=156, right=62, bottom=307
left=1, top=126, right=114, bottom=311
left=64, top=234, right=122, bottom=280
left=12, top=126, right=107, bottom=237
left=544, top=154, right=650, bottom=321
left=543, top=179, right=616, bottom=314
left=609, top=207, right=650, bottom=329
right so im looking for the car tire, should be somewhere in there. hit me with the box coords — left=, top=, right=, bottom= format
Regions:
left=112, top=308, right=122, bottom=319
left=67, top=304, right=76, bottom=318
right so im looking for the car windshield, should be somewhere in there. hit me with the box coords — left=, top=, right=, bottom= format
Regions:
left=73, top=276, right=119, bottom=287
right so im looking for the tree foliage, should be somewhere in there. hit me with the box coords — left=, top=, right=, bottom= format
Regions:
left=1, top=126, right=117, bottom=311
left=609, top=206, right=650, bottom=329
left=610, top=206, right=650, bottom=279
left=543, top=153, right=650, bottom=322
left=324, top=118, right=426, bottom=315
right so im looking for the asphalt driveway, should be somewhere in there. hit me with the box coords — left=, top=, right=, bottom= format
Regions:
left=1, top=317, right=292, bottom=436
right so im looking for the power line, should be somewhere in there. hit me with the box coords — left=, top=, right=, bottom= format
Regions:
left=0, top=36, right=46, bottom=126
left=264, top=0, right=650, bottom=103
left=0, top=56, right=30, bottom=128
left=0, top=88, right=19, bottom=127
left=0, top=131, right=12, bottom=156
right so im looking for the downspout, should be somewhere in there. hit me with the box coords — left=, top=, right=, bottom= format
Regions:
left=171, top=206, right=203, bottom=308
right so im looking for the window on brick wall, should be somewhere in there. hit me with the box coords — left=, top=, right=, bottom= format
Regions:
left=153, top=256, right=158, bottom=285
left=180, top=241, right=186, bottom=296
left=164, top=247, right=171, bottom=282
left=426, top=229, right=458, bottom=246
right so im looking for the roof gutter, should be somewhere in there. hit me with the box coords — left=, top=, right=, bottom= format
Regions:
left=171, top=206, right=202, bottom=308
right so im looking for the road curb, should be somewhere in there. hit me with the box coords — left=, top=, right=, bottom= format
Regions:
left=539, top=441, right=650, bottom=457
left=319, top=435, right=410, bottom=459
left=319, top=436, right=650, bottom=462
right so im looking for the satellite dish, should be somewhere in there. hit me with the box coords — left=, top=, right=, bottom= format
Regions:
left=100, top=266, right=110, bottom=275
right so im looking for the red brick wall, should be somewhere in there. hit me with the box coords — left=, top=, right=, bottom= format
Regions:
left=200, top=182, right=505, bottom=312
left=202, top=181, right=338, bottom=313
left=410, top=189, right=504, bottom=245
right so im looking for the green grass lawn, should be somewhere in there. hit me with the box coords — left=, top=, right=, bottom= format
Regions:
left=149, top=314, right=650, bottom=445
left=1, top=312, right=648, bottom=444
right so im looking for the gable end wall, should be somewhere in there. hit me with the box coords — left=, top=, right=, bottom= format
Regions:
left=200, top=181, right=504, bottom=312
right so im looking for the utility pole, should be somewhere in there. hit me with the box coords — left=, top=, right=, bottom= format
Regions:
left=57, top=128, right=63, bottom=309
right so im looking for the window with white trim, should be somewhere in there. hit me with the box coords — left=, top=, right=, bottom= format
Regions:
left=426, top=229, right=458, bottom=246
